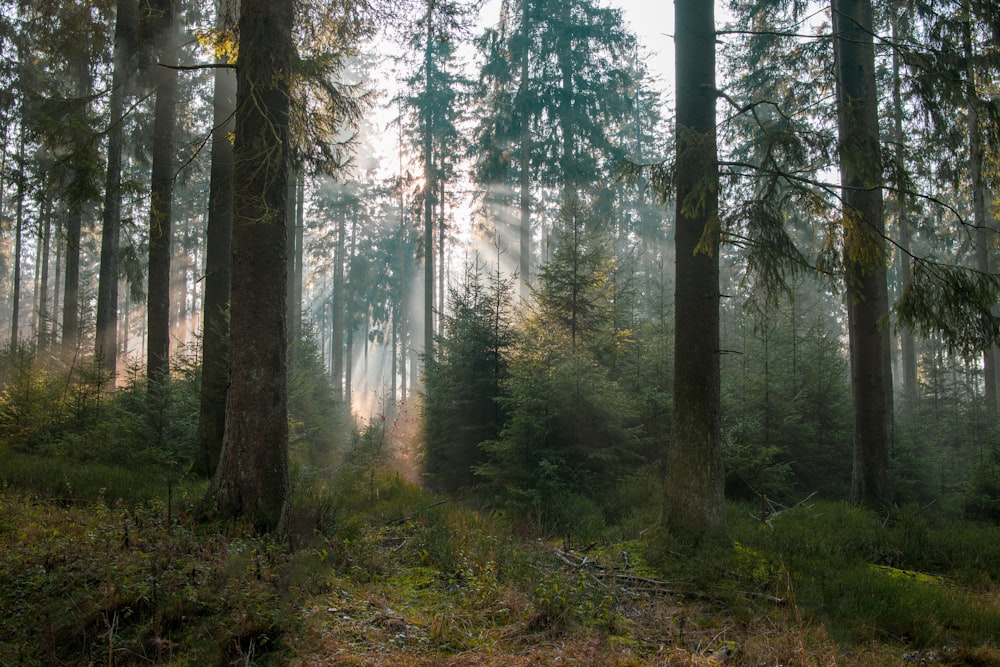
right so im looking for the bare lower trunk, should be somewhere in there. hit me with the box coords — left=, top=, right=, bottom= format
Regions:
left=664, top=0, right=725, bottom=539
left=834, top=0, right=893, bottom=509
left=194, top=0, right=235, bottom=477
left=96, top=0, right=136, bottom=379
left=206, top=0, right=292, bottom=532
left=147, top=0, right=179, bottom=389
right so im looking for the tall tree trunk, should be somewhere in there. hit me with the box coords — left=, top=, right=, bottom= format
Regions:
left=286, top=169, right=303, bottom=353
left=96, top=0, right=136, bottom=379
left=147, top=0, right=179, bottom=393
left=206, top=0, right=292, bottom=532
left=400, top=231, right=409, bottom=403
left=294, top=173, right=304, bottom=331
left=962, top=4, right=996, bottom=413
left=53, top=217, right=62, bottom=345
left=194, top=0, right=235, bottom=477
left=36, top=192, right=52, bottom=350
left=422, top=0, right=435, bottom=367
left=438, top=162, right=445, bottom=337
left=345, top=320, right=354, bottom=410
left=891, top=3, right=917, bottom=402
left=31, top=206, right=42, bottom=344
left=62, top=206, right=81, bottom=354
left=664, top=0, right=725, bottom=538
left=10, top=123, right=25, bottom=351
left=331, top=202, right=345, bottom=400
left=518, top=0, right=531, bottom=298
left=834, top=0, right=893, bottom=509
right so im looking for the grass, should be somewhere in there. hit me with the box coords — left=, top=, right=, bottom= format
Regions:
left=3, top=453, right=1000, bottom=665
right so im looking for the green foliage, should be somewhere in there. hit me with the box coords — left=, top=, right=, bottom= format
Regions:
left=720, top=501, right=1000, bottom=647
left=721, top=291, right=853, bottom=501
left=0, top=488, right=297, bottom=665
left=0, top=350, right=199, bottom=479
left=896, top=261, right=1000, bottom=358
left=288, top=320, right=351, bottom=470
left=892, top=349, right=996, bottom=512
left=721, top=423, right=793, bottom=501
left=423, top=257, right=516, bottom=493
left=963, top=429, right=1000, bottom=523
left=477, top=219, right=642, bottom=535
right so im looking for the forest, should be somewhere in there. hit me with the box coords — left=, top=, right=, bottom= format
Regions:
left=1, top=0, right=1000, bottom=664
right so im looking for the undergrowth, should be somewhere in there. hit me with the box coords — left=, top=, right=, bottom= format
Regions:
left=5, top=463, right=1000, bottom=665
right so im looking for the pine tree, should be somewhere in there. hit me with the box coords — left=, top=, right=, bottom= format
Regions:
left=205, top=0, right=294, bottom=531
left=664, top=0, right=725, bottom=539
left=423, top=254, right=516, bottom=492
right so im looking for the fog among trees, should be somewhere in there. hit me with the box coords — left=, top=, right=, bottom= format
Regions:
left=1, top=0, right=1000, bottom=652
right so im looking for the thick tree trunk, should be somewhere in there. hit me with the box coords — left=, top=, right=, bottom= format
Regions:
left=147, top=0, right=179, bottom=391
left=834, top=0, right=893, bottom=509
left=664, top=0, right=725, bottom=539
left=194, top=0, right=235, bottom=477
left=61, top=206, right=79, bottom=351
left=206, top=0, right=292, bottom=532
left=96, top=0, right=136, bottom=379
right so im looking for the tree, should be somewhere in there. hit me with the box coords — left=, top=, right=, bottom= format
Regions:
left=663, top=0, right=725, bottom=539
left=473, top=0, right=638, bottom=293
left=146, top=0, right=181, bottom=393
left=423, top=253, right=515, bottom=492
left=833, top=0, right=893, bottom=509
left=205, top=0, right=293, bottom=531
left=399, top=0, right=472, bottom=367
left=95, top=0, right=137, bottom=378
left=194, top=0, right=236, bottom=477
left=478, top=217, right=639, bottom=533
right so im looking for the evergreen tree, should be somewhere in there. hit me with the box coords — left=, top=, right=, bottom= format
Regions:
left=423, top=254, right=516, bottom=492
left=146, top=0, right=181, bottom=395
left=479, top=210, right=639, bottom=532
left=472, top=0, right=639, bottom=292
left=205, top=0, right=294, bottom=531
left=664, top=0, right=725, bottom=539
left=833, top=0, right=893, bottom=509
left=194, top=0, right=236, bottom=477
left=95, top=0, right=137, bottom=379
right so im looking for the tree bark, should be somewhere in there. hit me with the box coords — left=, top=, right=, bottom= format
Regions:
left=664, top=0, right=725, bottom=539
left=10, top=123, right=25, bottom=351
left=194, top=0, right=236, bottom=477
left=891, top=4, right=917, bottom=403
left=286, top=169, right=303, bottom=351
left=833, top=0, right=894, bottom=509
left=331, top=200, right=345, bottom=400
left=423, top=0, right=436, bottom=367
left=206, top=0, right=293, bottom=532
left=37, top=194, right=52, bottom=349
left=518, top=0, right=531, bottom=298
left=147, top=0, right=179, bottom=392
left=962, top=4, right=996, bottom=413
left=96, top=0, right=136, bottom=379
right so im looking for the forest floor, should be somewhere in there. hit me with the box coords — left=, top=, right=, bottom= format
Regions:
left=2, top=470, right=1000, bottom=666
